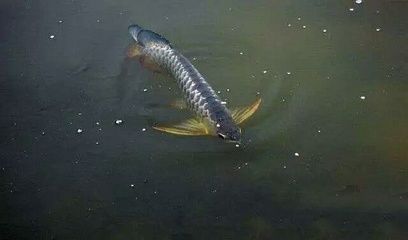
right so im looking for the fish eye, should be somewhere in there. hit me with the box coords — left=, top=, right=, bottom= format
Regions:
left=218, top=133, right=226, bottom=139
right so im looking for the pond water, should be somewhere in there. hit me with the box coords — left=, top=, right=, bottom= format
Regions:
left=1, top=0, right=407, bottom=239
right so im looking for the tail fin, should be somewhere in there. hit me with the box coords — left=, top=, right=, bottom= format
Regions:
left=128, top=24, right=143, bottom=42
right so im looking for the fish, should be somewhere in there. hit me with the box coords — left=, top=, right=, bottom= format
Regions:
left=127, top=24, right=261, bottom=142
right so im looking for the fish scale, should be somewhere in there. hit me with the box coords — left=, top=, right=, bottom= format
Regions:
left=143, top=43, right=231, bottom=125
left=127, top=24, right=257, bottom=141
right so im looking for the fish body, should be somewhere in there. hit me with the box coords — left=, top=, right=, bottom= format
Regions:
left=128, top=24, right=260, bottom=142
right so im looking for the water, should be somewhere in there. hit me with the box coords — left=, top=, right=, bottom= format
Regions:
left=1, top=0, right=407, bottom=239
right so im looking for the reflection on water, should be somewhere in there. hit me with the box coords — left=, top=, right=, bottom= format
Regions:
left=1, top=0, right=407, bottom=239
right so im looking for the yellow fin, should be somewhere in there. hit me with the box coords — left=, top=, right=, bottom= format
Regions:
left=126, top=43, right=143, bottom=58
left=139, top=55, right=163, bottom=73
left=231, top=98, right=262, bottom=125
left=153, top=118, right=209, bottom=136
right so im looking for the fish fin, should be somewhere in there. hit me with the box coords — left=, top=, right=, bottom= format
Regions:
left=139, top=55, right=164, bottom=73
left=126, top=43, right=143, bottom=58
left=169, top=99, right=188, bottom=110
left=231, top=98, right=262, bottom=125
left=153, top=118, right=210, bottom=136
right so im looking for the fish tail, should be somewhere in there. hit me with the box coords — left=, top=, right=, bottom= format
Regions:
left=128, top=24, right=143, bottom=42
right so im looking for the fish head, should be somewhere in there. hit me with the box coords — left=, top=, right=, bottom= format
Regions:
left=215, top=119, right=242, bottom=143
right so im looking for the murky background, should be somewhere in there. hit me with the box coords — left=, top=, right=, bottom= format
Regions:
left=1, top=0, right=407, bottom=239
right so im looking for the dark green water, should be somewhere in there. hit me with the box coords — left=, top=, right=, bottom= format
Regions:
left=1, top=0, right=407, bottom=239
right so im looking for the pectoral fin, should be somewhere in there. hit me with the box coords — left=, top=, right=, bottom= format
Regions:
left=153, top=118, right=210, bottom=136
left=139, top=55, right=164, bottom=73
left=231, top=98, right=262, bottom=125
left=126, top=43, right=143, bottom=58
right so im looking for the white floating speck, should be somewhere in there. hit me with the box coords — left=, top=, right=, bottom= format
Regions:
left=360, top=96, right=366, bottom=100
left=96, top=141, right=99, bottom=145
left=130, top=184, right=134, bottom=188
left=142, top=128, right=146, bottom=132
left=77, top=129, right=83, bottom=133
left=287, top=71, right=291, bottom=75
left=96, top=122, right=100, bottom=125
left=235, top=144, right=240, bottom=148
left=239, top=52, right=243, bottom=55
left=256, top=91, right=260, bottom=95
left=297, top=17, right=301, bottom=21
left=302, top=25, right=306, bottom=29
left=143, top=88, right=148, bottom=92
left=294, top=152, right=300, bottom=157
left=49, top=35, right=55, bottom=39
left=318, top=130, right=321, bottom=133
left=349, top=8, right=355, bottom=12
left=323, top=29, right=327, bottom=33
left=78, top=112, right=82, bottom=116
left=216, top=123, right=221, bottom=128
left=41, top=131, right=46, bottom=135
left=244, top=162, right=248, bottom=166
left=376, top=28, right=381, bottom=32
left=262, top=70, right=268, bottom=74
left=355, top=0, right=362, bottom=4
left=283, top=165, right=287, bottom=169
left=221, top=101, right=227, bottom=105
left=226, top=88, right=230, bottom=92
left=115, top=119, right=123, bottom=125
left=58, top=20, right=63, bottom=24
left=288, top=23, right=292, bottom=27
left=96, top=19, right=101, bottom=23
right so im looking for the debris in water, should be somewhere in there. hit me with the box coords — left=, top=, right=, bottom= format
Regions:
left=287, top=72, right=292, bottom=75
left=142, top=128, right=146, bottom=132
left=302, top=25, right=306, bottom=29
left=58, top=20, right=63, bottom=24
left=49, top=35, right=55, bottom=39
left=96, top=141, right=99, bottom=145
left=288, top=23, right=292, bottom=27
left=239, top=52, right=243, bottom=55
left=349, top=8, right=355, bottom=12
left=294, top=152, right=300, bottom=157
left=226, top=88, right=230, bottom=92
left=130, top=184, right=135, bottom=188
left=143, top=88, right=148, bottom=92
left=115, top=119, right=123, bottom=125
left=376, top=28, right=381, bottom=32
left=262, top=70, right=267, bottom=74
left=323, top=29, right=327, bottom=33
left=297, top=17, right=301, bottom=21
left=96, top=122, right=100, bottom=125
left=355, top=0, right=362, bottom=4
left=77, top=129, right=83, bottom=134
left=235, top=144, right=240, bottom=148
left=360, top=96, right=366, bottom=100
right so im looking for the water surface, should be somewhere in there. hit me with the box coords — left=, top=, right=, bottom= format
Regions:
left=1, top=0, right=407, bottom=239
